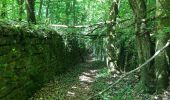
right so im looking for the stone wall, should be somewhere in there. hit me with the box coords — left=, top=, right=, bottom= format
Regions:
left=0, top=24, right=84, bottom=100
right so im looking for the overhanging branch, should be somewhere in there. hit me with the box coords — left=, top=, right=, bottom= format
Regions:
left=49, top=18, right=132, bottom=29
left=87, top=39, right=170, bottom=100
left=49, top=21, right=113, bottom=28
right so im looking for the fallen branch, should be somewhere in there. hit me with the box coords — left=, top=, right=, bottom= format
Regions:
left=87, top=39, right=170, bottom=100
left=49, top=18, right=132, bottom=29
left=49, top=21, right=113, bottom=28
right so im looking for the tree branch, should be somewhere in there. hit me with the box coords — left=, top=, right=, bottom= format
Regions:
left=49, top=18, right=132, bottom=29
left=87, top=39, right=170, bottom=100
left=49, top=21, right=112, bottom=28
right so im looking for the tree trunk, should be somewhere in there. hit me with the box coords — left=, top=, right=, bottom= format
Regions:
left=117, top=42, right=126, bottom=71
left=73, top=0, right=77, bottom=25
left=128, top=0, right=154, bottom=92
left=17, top=0, right=24, bottom=21
left=155, top=0, right=170, bottom=92
left=46, top=0, right=50, bottom=18
left=25, top=0, right=36, bottom=24
left=65, top=1, right=71, bottom=24
left=38, top=0, right=43, bottom=20
left=106, top=0, right=119, bottom=73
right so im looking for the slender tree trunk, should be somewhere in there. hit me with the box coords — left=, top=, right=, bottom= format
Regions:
left=25, top=0, right=36, bottom=24
left=128, top=0, right=154, bottom=92
left=17, top=0, right=24, bottom=21
left=106, top=0, right=119, bottom=73
left=65, top=1, right=71, bottom=24
left=155, top=0, right=170, bottom=92
left=117, top=41, right=126, bottom=71
left=73, top=0, right=77, bottom=25
left=46, top=0, right=50, bottom=18
left=38, top=0, right=43, bottom=20
left=100, top=38, right=104, bottom=61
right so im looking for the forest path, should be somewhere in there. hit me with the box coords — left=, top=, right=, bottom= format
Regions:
left=29, top=56, right=170, bottom=100
left=29, top=56, right=109, bottom=100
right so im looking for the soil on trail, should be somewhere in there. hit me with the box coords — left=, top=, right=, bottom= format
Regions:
left=29, top=57, right=107, bottom=100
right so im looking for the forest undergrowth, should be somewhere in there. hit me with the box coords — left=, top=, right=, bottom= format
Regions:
left=29, top=56, right=170, bottom=100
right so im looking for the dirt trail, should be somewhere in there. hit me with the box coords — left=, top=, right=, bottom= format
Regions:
left=30, top=56, right=170, bottom=100
left=29, top=57, right=106, bottom=100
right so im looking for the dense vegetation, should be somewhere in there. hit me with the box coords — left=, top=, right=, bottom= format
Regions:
left=0, top=0, right=170, bottom=100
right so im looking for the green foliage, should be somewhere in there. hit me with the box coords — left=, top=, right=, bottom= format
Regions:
left=0, top=63, right=8, bottom=68
left=1, top=0, right=169, bottom=99
left=157, top=27, right=170, bottom=41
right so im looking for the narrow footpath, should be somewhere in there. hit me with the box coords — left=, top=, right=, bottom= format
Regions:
left=29, top=56, right=170, bottom=100
left=29, top=57, right=109, bottom=100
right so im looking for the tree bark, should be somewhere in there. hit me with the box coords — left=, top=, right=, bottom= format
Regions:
left=128, top=0, right=154, bottom=92
left=38, top=0, right=43, bottom=20
left=25, top=0, right=36, bottom=24
left=17, top=0, right=24, bottom=21
left=65, top=1, right=71, bottom=24
left=155, top=0, right=170, bottom=92
left=46, top=0, right=50, bottom=18
left=117, top=41, right=126, bottom=71
left=106, top=0, right=119, bottom=73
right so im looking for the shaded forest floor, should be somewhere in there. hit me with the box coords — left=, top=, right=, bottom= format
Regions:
left=29, top=56, right=170, bottom=100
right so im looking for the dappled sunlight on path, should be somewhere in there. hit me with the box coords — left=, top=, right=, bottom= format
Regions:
left=29, top=57, right=106, bottom=100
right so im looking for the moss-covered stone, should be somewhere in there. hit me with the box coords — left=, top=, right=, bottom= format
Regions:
left=0, top=22, right=85, bottom=100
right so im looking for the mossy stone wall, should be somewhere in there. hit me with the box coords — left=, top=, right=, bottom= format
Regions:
left=0, top=25, right=83, bottom=100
